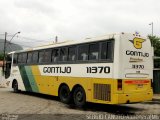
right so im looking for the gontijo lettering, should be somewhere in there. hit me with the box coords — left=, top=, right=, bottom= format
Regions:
left=126, top=50, right=149, bottom=57
left=43, top=67, right=71, bottom=73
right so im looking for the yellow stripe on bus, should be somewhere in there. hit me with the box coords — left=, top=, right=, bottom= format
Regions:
left=31, top=65, right=57, bottom=95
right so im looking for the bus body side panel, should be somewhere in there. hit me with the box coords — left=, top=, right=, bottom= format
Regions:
left=9, top=66, right=26, bottom=91
left=9, top=63, right=115, bottom=103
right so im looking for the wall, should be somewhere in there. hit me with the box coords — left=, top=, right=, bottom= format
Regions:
left=153, top=70, right=160, bottom=94
left=0, top=67, right=2, bottom=78
left=0, top=67, right=6, bottom=87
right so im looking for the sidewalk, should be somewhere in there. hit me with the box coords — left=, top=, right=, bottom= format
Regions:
left=153, top=94, right=160, bottom=99
left=0, top=76, right=7, bottom=88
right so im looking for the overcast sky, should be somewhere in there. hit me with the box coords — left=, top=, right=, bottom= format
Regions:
left=0, top=0, right=160, bottom=47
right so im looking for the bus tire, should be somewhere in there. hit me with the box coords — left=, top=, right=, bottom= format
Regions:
left=73, top=86, right=86, bottom=107
left=13, top=80, right=19, bottom=93
left=58, top=85, right=71, bottom=104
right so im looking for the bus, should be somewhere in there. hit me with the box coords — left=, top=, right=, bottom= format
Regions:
left=5, top=32, right=153, bottom=107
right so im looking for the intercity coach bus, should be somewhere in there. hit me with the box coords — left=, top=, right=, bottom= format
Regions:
left=5, top=33, right=153, bottom=107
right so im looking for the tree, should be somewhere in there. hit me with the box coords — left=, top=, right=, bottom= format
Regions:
left=148, top=35, right=160, bottom=68
left=148, top=35, right=160, bottom=57
left=0, top=53, right=4, bottom=61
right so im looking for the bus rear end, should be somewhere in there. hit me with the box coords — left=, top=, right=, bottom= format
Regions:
left=117, top=33, right=153, bottom=104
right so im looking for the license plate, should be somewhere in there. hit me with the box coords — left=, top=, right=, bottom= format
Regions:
left=137, top=84, right=143, bottom=88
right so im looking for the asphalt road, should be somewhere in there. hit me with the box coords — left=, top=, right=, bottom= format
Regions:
left=0, top=88, right=160, bottom=120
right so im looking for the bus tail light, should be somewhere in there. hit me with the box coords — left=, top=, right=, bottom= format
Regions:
left=117, top=79, right=122, bottom=90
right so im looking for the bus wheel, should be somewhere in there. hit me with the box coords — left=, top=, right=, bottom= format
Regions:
left=13, top=80, right=18, bottom=93
left=73, top=86, right=86, bottom=107
left=59, top=85, right=71, bottom=104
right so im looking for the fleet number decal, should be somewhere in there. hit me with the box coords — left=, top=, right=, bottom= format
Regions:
left=86, top=66, right=110, bottom=73
left=132, top=65, right=144, bottom=69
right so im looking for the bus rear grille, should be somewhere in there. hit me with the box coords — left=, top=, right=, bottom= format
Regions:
left=94, top=84, right=111, bottom=101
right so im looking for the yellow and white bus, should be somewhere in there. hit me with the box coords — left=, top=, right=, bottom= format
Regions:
left=5, top=33, right=153, bottom=107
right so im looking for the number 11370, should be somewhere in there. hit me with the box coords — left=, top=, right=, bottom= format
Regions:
left=86, top=66, right=110, bottom=74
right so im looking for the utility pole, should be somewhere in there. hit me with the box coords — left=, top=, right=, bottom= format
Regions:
left=3, top=32, right=7, bottom=76
left=151, top=22, right=153, bottom=36
left=55, top=36, right=58, bottom=43
left=149, top=22, right=154, bottom=47
left=149, top=22, right=153, bottom=36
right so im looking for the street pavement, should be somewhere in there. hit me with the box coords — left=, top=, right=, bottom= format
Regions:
left=0, top=88, right=160, bottom=120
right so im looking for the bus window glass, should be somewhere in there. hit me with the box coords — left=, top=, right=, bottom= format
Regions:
left=44, top=49, right=51, bottom=63
left=27, top=52, right=32, bottom=64
left=32, top=51, right=38, bottom=63
left=13, top=54, right=17, bottom=64
left=107, top=42, right=113, bottom=60
left=60, top=47, right=68, bottom=62
left=52, top=49, right=59, bottom=63
left=18, top=54, right=23, bottom=63
left=39, top=50, right=44, bottom=63
left=22, top=53, right=27, bottom=63
left=78, top=44, right=89, bottom=61
left=101, top=42, right=107, bottom=60
left=68, top=46, right=76, bottom=61
left=100, top=41, right=113, bottom=60
left=89, top=43, right=99, bottom=60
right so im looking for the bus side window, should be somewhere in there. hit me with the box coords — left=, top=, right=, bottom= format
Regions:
left=106, top=41, right=113, bottom=60
left=52, top=48, right=59, bottom=63
left=39, top=50, right=45, bottom=63
left=68, top=46, right=76, bottom=61
left=78, top=44, right=89, bottom=61
left=44, top=49, right=51, bottom=63
left=59, top=47, right=68, bottom=62
left=18, top=54, right=23, bottom=63
left=32, top=51, right=38, bottom=63
left=100, top=41, right=113, bottom=60
left=101, top=42, right=107, bottom=60
left=22, top=53, right=27, bottom=63
left=27, top=52, right=32, bottom=64
left=13, top=54, right=17, bottom=64
left=89, top=43, right=99, bottom=61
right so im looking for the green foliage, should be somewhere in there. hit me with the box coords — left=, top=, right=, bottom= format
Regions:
left=148, top=35, right=160, bottom=56
left=0, top=53, right=4, bottom=60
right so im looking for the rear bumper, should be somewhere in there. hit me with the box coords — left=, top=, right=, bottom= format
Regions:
left=117, top=91, right=153, bottom=104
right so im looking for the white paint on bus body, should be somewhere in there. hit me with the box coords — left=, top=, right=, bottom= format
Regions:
left=39, top=63, right=113, bottom=78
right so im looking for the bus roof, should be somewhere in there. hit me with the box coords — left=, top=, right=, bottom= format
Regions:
left=8, top=32, right=146, bottom=54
